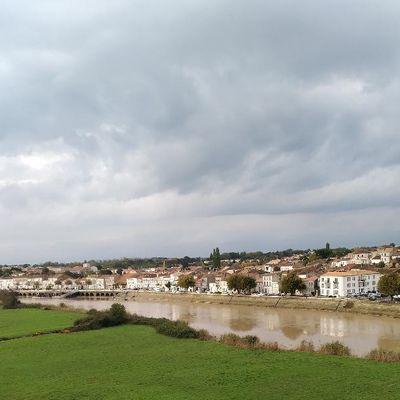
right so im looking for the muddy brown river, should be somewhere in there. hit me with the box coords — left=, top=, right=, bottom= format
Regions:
left=23, top=297, right=400, bottom=356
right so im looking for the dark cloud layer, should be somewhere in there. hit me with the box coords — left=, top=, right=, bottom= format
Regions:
left=0, top=1, right=399, bottom=263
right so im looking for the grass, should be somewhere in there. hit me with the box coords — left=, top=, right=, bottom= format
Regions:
left=0, top=308, right=82, bottom=338
left=1, top=323, right=400, bottom=400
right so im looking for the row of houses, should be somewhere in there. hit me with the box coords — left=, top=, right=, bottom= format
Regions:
left=0, top=267, right=383, bottom=298
left=331, top=247, right=400, bottom=268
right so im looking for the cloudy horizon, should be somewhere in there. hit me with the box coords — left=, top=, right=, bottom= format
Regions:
left=1, top=1, right=400, bottom=264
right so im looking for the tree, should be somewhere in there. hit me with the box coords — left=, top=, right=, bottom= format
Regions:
left=109, top=303, right=128, bottom=324
left=315, top=248, right=333, bottom=259
left=378, top=273, right=400, bottom=297
left=210, top=247, right=221, bottom=270
left=100, top=269, right=113, bottom=275
left=227, top=275, right=257, bottom=293
left=377, top=261, right=386, bottom=268
left=177, top=275, right=195, bottom=290
left=0, top=290, right=19, bottom=309
left=227, top=274, right=242, bottom=292
left=280, top=272, right=306, bottom=295
left=241, top=276, right=257, bottom=293
left=180, top=256, right=190, bottom=270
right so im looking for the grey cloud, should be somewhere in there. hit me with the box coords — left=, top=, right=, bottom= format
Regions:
left=0, top=0, right=400, bottom=262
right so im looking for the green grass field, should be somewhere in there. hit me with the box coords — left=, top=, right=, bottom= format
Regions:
left=1, top=314, right=400, bottom=400
left=0, top=308, right=81, bottom=338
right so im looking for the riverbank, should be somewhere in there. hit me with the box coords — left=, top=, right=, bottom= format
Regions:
left=127, top=292, right=400, bottom=318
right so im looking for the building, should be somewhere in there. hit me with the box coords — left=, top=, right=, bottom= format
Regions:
left=319, top=269, right=381, bottom=297
left=261, top=273, right=280, bottom=295
left=209, top=276, right=229, bottom=293
left=350, top=250, right=371, bottom=265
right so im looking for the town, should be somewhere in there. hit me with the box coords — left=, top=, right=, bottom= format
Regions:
left=1, top=244, right=399, bottom=298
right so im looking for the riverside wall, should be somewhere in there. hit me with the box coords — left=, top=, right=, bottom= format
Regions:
left=129, top=292, right=400, bottom=318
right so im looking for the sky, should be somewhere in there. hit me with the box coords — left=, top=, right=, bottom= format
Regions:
left=1, top=0, right=400, bottom=263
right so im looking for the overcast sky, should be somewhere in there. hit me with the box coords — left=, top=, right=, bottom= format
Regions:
left=1, top=0, right=399, bottom=263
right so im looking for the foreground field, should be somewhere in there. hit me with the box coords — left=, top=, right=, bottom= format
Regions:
left=0, top=308, right=82, bottom=338
left=1, top=321, right=400, bottom=400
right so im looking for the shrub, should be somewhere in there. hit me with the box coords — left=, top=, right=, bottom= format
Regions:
left=19, top=303, right=43, bottom=309
left=242, top=335, right=260, bottom=347
left=72, top=304, right=129, bottom=332
left=261, top=341, right=280, bottom=351
left=319, top=341, right=351, bottom=356
left=366, top=349, right=400, bottom=362
left=219, top=333, right=242, bottom=346
left=297, top=340, right=315, bottom=352
left=154, top=319, right=199, bottom=339
left=0, top=290, right=20, bottom=309
left=197, top=329, right=213, bottom=341
left=343, top=301, right=354, bottom=309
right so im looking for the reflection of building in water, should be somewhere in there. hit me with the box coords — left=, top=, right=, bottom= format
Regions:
left=280, top=325, right=303, bottom=340
left=264, top=313, right=280, bottom=331
left=229, top=317, right=257, bottom=332
left=320, top=317, right=346, bottom=338
left=277, top=311, right=318, bottom=338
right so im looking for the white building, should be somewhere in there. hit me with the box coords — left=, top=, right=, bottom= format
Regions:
left=261, top=273, right=280, bottom=295
left=209, top=277, right=229, bottom=293
left=319, top=269, right=381, bottom=297
left=331, top=258, right=352, bottom=268
left=126, top=274, right=175, bottom=290
left=350, top=251, right=371, bottom=265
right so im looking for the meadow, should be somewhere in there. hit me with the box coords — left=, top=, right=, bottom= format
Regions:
left=0, top=307, right=82, bottom=338
left=1, top=308, right=400, bottom=400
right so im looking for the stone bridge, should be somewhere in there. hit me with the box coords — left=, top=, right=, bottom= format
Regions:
left=16, top=290, right=127, bottom=299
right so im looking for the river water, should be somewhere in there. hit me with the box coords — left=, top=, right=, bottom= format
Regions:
left=23, top=297, right=400, bottom=356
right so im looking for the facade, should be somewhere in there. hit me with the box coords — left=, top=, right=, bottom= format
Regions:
left=319, top=270, right=381, bottom=297
left=261, top=273, right=280, bottom=295
left=209, top=277, right=229, bottom=293
left=350, top=251, right=371, bottom=265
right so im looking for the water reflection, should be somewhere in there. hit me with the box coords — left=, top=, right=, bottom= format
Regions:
left=21, top=297, right=400, bottom=356
left=377, top=336, right=400, bottom=352
left=280, top=326, right=304, bottom=340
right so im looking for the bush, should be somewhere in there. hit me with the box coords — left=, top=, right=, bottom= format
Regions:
left=219, top=333, right=242, bottom=346
left=260, top=341, right=280, bottom=351
left=19, top=303, right=43, bottom=309
left=366, top=349, right=400, bottom=362
left=0, top=290, right=20, bottom=309
left=219, top=333, right=274, bottom=350
left=297, top=340, right=315, bottom=352
left=72, top=304, right=129, bottom=332
left=154, top=319, right=199, bottom=339
left=319, top=341, right=351, bottom=356
left=242, top=335, right=260, bottom=347
left=343, top=301, right=354, bottom=309
left=197, top=329, right=213, bottom=341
